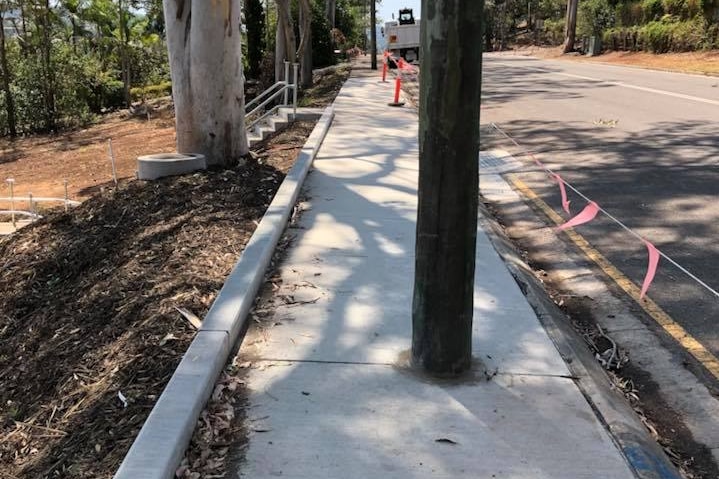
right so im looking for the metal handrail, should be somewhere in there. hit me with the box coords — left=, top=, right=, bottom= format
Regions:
left=245, top=61, right=299, bottom=132
left=245, top=81, right=287, bottom=111
left=0, top=196, right=81, bottom=206
left=0, top=210, right=42, bottom=219
left=246, top=87, right=290, bottom=121
left=247, top=105, right=282, bottom=132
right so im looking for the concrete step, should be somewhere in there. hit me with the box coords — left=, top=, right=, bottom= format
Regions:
left=247, top=107, right=323, bottom=149
left=257, top=125, right=274, bottom=140
left=268, top=116, right=289, bottom=131
left=248, top=133, right=262, bottom=147
left=279, top=107, right=324, bottom=121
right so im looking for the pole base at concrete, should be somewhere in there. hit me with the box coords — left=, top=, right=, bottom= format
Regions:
left=387, top=102, right=405, bottom=107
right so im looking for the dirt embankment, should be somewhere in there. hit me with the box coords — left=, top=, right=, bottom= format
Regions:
left=0, top=61, right=351, bottom=478
left=0, top=121, right=315, bottom=478
left=511, top=45, right=719, bottom=76
left=0, top=101, right=177, bottom=203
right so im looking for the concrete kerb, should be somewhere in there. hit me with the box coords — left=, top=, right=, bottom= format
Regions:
left=113, top=106, right=335, bottom=479
left=477, top=203, right=682, bottom=479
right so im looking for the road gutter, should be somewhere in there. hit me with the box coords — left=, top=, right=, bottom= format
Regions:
left=479, top=200, right=682, bottom=479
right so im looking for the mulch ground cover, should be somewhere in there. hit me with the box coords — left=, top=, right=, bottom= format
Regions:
left=0, top=121, right=315, bottom=479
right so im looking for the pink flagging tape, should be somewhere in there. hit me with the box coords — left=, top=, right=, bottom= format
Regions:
left=558, top=201, right=600, bottom=230
left=640, top=240, right=660, bottom=299
left=552, top=173, right=571, bottom=214
left=526, top=150, right=543, bottom=167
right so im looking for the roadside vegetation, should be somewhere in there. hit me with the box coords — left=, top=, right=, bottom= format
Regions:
left=0, top=0, right=367, bottom=139
left=485, top=0, right=719, bottom=54
left=0, top=61, right=349, bottom=477
left=0, top=0, right=358, bottom=475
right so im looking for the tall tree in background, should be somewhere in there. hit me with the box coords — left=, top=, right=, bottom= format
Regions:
left=245, top=0, right=265, bottom=79
left=0, top=0, right=171, bottom=135
left=273, top=0, right=313, bottom=87
left=33, top=0, right=57, bottom=131
left=325, top=0, right=335, bottom=27
left=298, top=0, right=312, bottom=88
left=563, top=0, right=578, bottom=52
left=369, top=0, right=376, bottom=69
left=0, top=0, right=18, bottom=137
left=275, top=0, right=295, bottom=82
left=412, top=0, right=483, bottom=376
left=163, top=0, right=248, bottom=165
left=117, top=0, right=131, bottom=106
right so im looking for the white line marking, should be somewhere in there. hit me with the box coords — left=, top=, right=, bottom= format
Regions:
left=488, top=62, right=719, bottom=106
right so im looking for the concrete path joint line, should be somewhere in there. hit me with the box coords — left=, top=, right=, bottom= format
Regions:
left=113, top=106, right=335, bottom=479
left=233, top=64, right=664, bottom=479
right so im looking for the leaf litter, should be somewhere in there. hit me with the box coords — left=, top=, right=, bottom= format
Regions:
left=0, top=121, right=315, bottom=478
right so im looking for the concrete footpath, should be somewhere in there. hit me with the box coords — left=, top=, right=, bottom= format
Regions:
left=232, top=65, right=637, bottom=478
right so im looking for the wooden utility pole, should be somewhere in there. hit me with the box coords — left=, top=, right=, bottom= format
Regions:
left=412, top=0, right=484, bottom=376
left=370, top=0, right=377, bottom=69
left=563, top=0, right=578, bottom=53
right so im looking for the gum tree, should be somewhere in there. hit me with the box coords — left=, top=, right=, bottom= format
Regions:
left=163, top=0, right=248, bottom=165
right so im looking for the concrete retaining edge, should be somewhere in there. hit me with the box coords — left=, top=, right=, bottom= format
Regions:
left=113, top=106, right=335, bottom=479
left=478, top=204, right=682, bottom=479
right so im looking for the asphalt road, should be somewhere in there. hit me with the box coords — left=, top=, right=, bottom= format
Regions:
left=480, top=53, right=719, bottom=361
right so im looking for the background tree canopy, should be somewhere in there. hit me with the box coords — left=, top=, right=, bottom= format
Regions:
left=484, top=0, right=719, bottom=52
left=0, top=0, right=369, bottom=137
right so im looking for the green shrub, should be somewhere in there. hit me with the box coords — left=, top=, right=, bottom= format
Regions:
left=130, top=81, right=173, bottom=102
left=640, top=20, right=674, bottom=51
left=603, top=25, right=641, bottom=50
left=311, top=0, right=335, bottom=68
left=632, top=16, right=706, bottom=52
left=642, top=0, right=665, bottom=20
left=578, top=0, right=616, bottom=37
left=670, top=15, right=707, bottom=49
left=662, top=0, right=687, bottom=16
left=706, top=23, right=719, bottom=48
left=245, top=0, right=266, bottom=79
left=660, top=0, right=703, bottom=17
left=538, top=0, right=568, bottom=21
left=615, top=1, right=644, bottom=26
left=543, top=18, right=565, bottom=44
left=686, top=0, right=703, bottom=16
left=0, top=91, right=7, bottom=136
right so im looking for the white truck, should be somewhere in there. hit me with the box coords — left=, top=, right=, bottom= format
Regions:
left=383, top=8, right=420, bottom=63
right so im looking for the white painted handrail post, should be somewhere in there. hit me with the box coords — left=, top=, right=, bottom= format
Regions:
left=108, top=139, right=118, bottom=187
left=292, top=63, right=299, bottom=117
left=6, top=178, right=15, bottom=229
left=283, top=61, right=290, bottom=105
left=64, top=179, right=69, bottom=213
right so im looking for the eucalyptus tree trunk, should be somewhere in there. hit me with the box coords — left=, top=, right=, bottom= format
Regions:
left=39, top=0, right=56, bottom=132
left=563, top=0, right=578, bottom=53
left=163, top=0, right=248, bottom=165
left=118, top=0, right=131, bottom=107
left=299, top=0, right=312, bottom=88
left=0, top=7, right=17, bottom=137
left=412, top=0, right=484, bottom=376
left=325, top=0, right=335, bottom=27
left=274, top=0, right=295, bottom=82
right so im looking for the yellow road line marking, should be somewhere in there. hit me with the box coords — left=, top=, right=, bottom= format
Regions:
left=506, top=173, right=719, bottom=382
